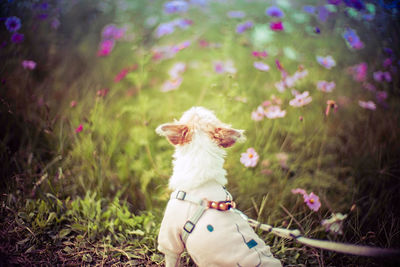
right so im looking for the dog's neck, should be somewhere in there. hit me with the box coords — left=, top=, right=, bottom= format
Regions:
left=169, top=131, right=228, bottom=191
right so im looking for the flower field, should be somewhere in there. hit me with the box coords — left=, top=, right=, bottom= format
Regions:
left=1, top=0, right=400, bottom=266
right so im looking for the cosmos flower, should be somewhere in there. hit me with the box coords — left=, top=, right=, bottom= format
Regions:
left=75, top=124, right=83, bottom=133
left=304, top=192, right=321, bottom=211
left=291, top=188, right=307, bottom=196
left=328, top=0, right=341, bottom=5
left=22, top=60, right=36, bottom=70
left=168, top=62, right=187, bottom=78
left=253, top=61, right=270, bottom=72
left=251, top=106, right=265, bottom=121
left=114, top=64, right=138, bottom=83
left=164, top=1, right=189, bottom=14
left=376, top=91, right=388, bottom=103
left=161, top=77, right=183, bottom=92
left=97, top=39, right=115, bottom=56
left=264, top=105, right=286, bottom=119
left=5, top=16, right=21, bottom=32
left=317, top=81, right=336, bottom=93
left=291, top=188, right=321, bottom=211
left=96, top=88, right=109, bottom=97
left=289, top=91, right=312, bottom=107
left=214, top=60, right=237, bottom=74
left=358, top=100, right=376, bottom=110
left=252, top=51, right=268, bottom=58
left=265, top=6, right=285, bottom=18
left=236, top=20, right=253, bottom=34
left=325, top=100, right=338, bottom=116
left=303, top=5, right=316, bottom=14
left=270, top=21, right=284, bottom=31
left=11, top=32, right=24, bottom=43
left=156, top=22, right=176, bottom=38
left=227, top=10, right=246, bottom=18
left=240, top=148, right=259, bottom=168
left=342, top=28, right=364, bottom=50
left=347, top=62, right=367, bottom=82
left=276, top=152, right=289, bottom=169
left=317, top=55, right=336, bottom=69
left=373, top=71, right=391, bottom=82
left=321, top=213, right=348, bottom=235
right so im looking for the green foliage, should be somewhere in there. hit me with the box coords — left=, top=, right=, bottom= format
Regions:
left=1, top=0, right=400, bottom=266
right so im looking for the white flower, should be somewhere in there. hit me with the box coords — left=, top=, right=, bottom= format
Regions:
left=321, top=213, right=348, bottom=235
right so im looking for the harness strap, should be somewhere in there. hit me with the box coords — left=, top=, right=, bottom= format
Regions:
left=171, top=190, right=235, bottom=244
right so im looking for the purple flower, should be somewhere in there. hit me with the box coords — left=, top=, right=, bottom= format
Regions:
left=373, top=71, right=392, bottom=82
left=22, top=60, right=36, bottom=70
left=303, top=5, right=316, bottom=14
left=265, top=6, right=284, bottom=18
left=11, top=32, right=24, bottom=43
left=317, top=6, right=331, bottom=22
left=227, top=10, right=246, bottom=18
left=174, top=18, right=193, bottom=29
left=342, top=28, right=364, bottom=50
left=317, top=55, right=336, bottom=69
left=240, top=148, right=259, bottom=168
left=327, top=0, right=341, bottom=5
left=164, top=1, right=189, bottom=14
left=156, top=22, right=176, bottom=38
left=236, top=20, right=253, bottom=34
left=253, top=61, right=270, bottom=72
left=5, top=16, right=21, bottom=32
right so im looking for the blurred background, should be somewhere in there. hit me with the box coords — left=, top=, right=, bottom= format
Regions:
left=0, top=0, right=399, bottom=265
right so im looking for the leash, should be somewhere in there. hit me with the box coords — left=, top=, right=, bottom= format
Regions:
left=247, top=218, right=399, bottom=257
left=171, top=190, right=399, bottom=257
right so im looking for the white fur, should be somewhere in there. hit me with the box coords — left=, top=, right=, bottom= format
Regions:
left=156, top=107, right=281, bottom=267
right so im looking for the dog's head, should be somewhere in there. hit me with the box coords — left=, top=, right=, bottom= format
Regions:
left=156, top=106, right=245, bottom=148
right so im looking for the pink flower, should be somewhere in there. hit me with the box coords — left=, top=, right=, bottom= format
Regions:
left=304, top=192, right=321, bottom=211
left=22, top=60, right=36, bottom=70
left=317, top=55, right=336, bottom=69
left=317, top=80, right=335, bottom=92
left=168, top=62, right=187, bottom=78
left=358, top=100, right=376, bottom=110
left=253, top=61, right=270, bottom=72
left=240, top=148, right=259, bottom=167
left=347, top=62, right=367, bottom=82
left=252, top=51, right=268, bottom=58
left=96, top=88, right=109, bottom=97
left=251, top=106, right=265, bottom=121
left=114, top=64, right=137, bottom=83
left=97, top=39, right=115, bottom=57
left=264, top=105, right=286, bottom=119
left=289, top=91, right=312, bottom=107
left=70, top=100, right=77, bottom=108
left=213, top=60, right=237, bottom=74
left=270, top=21, right=284, bottom=31
left=291, top=188, right=307, bottom=196
left=75, top=124, right=83, bottom=133
left=292, top=188, right=321, bottom=211
left=160, top=77, right=183, bottom=92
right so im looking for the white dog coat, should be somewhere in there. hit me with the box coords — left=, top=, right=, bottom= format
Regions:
left=158, top=186, right=282, bottom=267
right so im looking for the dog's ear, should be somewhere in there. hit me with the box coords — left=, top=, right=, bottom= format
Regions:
left=209, top=127, right=245, bottom=148
left=156, top=123, right=193, bottom=146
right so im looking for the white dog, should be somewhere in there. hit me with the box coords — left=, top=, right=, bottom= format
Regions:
left=156, top=107, right=282, bottom=267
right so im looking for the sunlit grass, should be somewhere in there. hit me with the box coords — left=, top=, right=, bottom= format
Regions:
left=1, top=0, right=399, bottom=265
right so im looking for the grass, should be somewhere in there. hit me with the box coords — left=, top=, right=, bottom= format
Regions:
left=1, top=0, right=400, bottom=265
